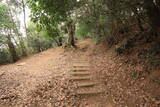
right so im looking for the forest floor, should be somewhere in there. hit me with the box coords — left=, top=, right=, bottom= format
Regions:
left=0, top=39, right=160, bottom=107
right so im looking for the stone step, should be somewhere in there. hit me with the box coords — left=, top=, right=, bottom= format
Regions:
left=69, top=76, right=91, bottom=81
left=73, top=62, right=89, bottom=64
left=72, top=60, right=88, bottom=62
left=73, top=67, right=89, bottom=70
left=70, top=72, right=90, bottom=76
left=76, top=90, right=105, bottom=96
left=73, top=60, right=88, bottom=62
left=73, top=64, right=89, bottom=67
left=72, top=68, right=90, bottom=72
left=77, top=82, right=96, bottom=88
left=73, top=62, right=90, bottom=67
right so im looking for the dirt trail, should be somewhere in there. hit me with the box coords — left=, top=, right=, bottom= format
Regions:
left=0, top=39, right=113, bottom=107
left=67, top=40, right=113, bottom=107
left=0, top=39, right=159, bottom=107
left=0, top=47, right=74, bottom=107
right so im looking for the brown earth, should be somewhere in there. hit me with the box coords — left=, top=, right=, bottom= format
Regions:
left=0, top=39, right=160, bottom=107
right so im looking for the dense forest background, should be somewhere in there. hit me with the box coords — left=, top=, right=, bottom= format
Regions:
left=0, top=0, right=160, bottom=67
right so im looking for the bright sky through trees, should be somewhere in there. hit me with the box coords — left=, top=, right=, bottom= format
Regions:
left=18, top=7, right=30, bottom=36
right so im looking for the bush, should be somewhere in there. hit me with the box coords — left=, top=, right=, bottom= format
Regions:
left=28, top=36, right=54, bottom=53
left=115, top=39, right=134, bottom=55
left=0, top=48, right=11, bottom=64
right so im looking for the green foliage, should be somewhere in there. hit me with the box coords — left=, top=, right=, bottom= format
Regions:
left=28, top=36, right=54, bottom=53
left=0, top=34, right=6, bottom=45
left=0, top=3, right=12, bottom=29
left=27, top=21, right=55, bottom=53
left=27, top=0, right=78, bottom=38
left=0, top=48, right=11, bottom=64
left=0, top=0, right=159, bottom=65
left=75, top=0, right=150, bottom=43
left=75, top=21, right=94, bottom=39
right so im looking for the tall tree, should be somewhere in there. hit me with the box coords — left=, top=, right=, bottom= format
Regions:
left=144, top=0, right=160, bottom=36
left=27, top=0, right=82, bottom=47
left=0, top=3, right=19, bottom=62
left=6, top=33, right=19, bottom=62
left=21, top=0, right=28, bottom=37
left=9, top=6, right=27, bottom=56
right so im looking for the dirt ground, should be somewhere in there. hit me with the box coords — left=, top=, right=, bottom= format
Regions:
left=0, top=46, right=77, bottom=107
left=0, top=39, right=160, bottom=107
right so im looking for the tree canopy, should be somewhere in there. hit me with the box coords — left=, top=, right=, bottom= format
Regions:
left=0, top=0, right=160, bottom=64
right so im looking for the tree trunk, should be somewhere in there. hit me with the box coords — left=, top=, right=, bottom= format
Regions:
left=7, top=35, right=19, bottom=62
left=155, top=0, right=160, bottom=9
left=137, top=17, right=144, bottom=31
left=68, top=32, right=75, bottom=47
left=7, top=3, right=27, bottom=57
left=67, top=22, right=76, bottom=47
left=19, top=40, right=27, bottom=56
left=145, top=0, right=160, bottom=35
left=68, top=27, right=75, bottom=47
left=22, top=0, right=28, bottom=37
left=58, top=37, right=63, bottom=46
left=132, top=8, right=144, bottom=31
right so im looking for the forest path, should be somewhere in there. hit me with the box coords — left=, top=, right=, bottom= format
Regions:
left=66, top=39, right=113, bottom=107
left=0, top=39, right=113, bottom=107
left=69, top=59, right=112, bottom=107
left=0, top=39, right=156, bottom=106
left=0, top=46, right=74, bottom=107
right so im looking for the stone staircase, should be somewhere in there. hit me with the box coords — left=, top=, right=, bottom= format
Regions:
left=69, top=60, right=104, bottom=96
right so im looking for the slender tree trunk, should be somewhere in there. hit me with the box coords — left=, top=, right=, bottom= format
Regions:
left=7, top=2, right=27, bottom=56
left=133, top=8, right=144, bottom=31
left=7, top=34, right=19, bottom=62
left=145, top=0, right=160, bottom=36
left=58, top=37, right=63, bottom=46
left=155, top=0, right=160, bottom=9
left=22, top=0, right=28, bottom=37
left=51, top=32, right=63, bottom=46
left=137, top=17, right=144, bottom=31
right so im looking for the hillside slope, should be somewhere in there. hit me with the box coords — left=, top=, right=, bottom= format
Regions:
left=0, top=39, right=159, bottom=107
